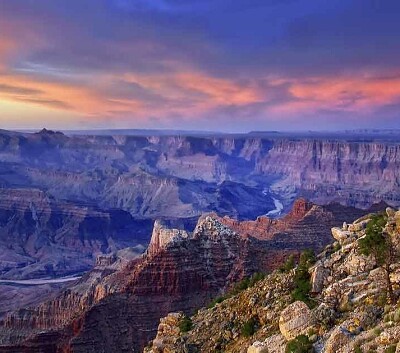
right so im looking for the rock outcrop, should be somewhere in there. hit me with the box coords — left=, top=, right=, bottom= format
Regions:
left=145, top=208, right=400, bottom=353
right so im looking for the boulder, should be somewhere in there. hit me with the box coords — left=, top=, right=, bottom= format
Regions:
left=263, top=334, right=286, bottom=353
left=310, top=264, right=328, bottom=293
left=344, top=251, right=375, bottom=276
left=348, top=220, right=369, bottom=232
left=313, top=303, right=336, bottom=327
left=279, top=301, right=315, bottom=340
left=324, top=325, right=352, bottom=353
left=331, top=227, right=351, bottom=244
left=386, top=207, right=396, bottom=218
left=247, top=341, right=268, bottom=353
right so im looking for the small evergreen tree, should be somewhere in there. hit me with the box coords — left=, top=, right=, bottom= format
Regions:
left=358, top=214, right=398, bottom=304
left=291, top=249, right=316, bottom=308
left=241, top=316, right=258, bottom=337
left=280, top=254, right=295, bottom=273
left=179, top=315, right=193, bottom=333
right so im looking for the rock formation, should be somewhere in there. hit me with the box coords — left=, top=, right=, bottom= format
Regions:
left=0, top=200, right=369, bottom=352
left=145, top=208, right=400, bottom=353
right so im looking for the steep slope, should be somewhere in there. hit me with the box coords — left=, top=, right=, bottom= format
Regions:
left=0, top=200, right=373, bottom=353
left=146, top=207, right=400, bottom=353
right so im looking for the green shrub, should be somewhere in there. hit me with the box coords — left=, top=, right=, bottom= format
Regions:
left=354, top=345, right=362, bottom=353
left=280, top=254, right=296, bottom=273
left=285, top=335, right=314, bottom=353
left=208, top=272, right=265, bottom=308
left=394, top=308, right=400, bottom=322
left=179, top=315, right=193, bottom=333
left=332, top=243, right=341, bottom=253
left=291, top=250, right=316, bottom=308
left=208, top=296, right=226, bottom=308
left=377, top=293, right=388, bottom=307
left=384, top=346, right=396, bottom=353
left=373, top=327, right=382, bottom=336
left=241, top=316, right=258, bottom=337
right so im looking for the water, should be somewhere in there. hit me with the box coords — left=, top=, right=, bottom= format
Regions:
left=0, top=275, right=81, bottom=286
left=266, top=197, right=284, bottom=217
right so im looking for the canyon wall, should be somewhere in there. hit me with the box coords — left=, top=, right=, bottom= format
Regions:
left=0, top=130, right=399, bottom=220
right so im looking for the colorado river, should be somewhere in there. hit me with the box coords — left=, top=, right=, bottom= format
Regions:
left=0, top=275, right=81, bottom=286
left=266, top=197, right=284, bottom=217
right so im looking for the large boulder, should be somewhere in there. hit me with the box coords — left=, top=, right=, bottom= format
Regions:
left=343, top=251, right=375, bottom=275
left=279, top=301, right=315, bottom=340
left=348, top=220, right=369, bottom=232
left=310, top=264, right=328, bottom=293
left=324, top=325, right=353, bottom=353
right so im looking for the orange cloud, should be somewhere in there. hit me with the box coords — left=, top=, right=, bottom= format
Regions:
left=2, top=61, right=400, bottom=125
left=0, top=72, right=146, bottom=118
left=289, top=75, right=400, bottom=109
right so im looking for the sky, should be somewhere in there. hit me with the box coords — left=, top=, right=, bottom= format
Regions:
left=1, top=0, right=400, bottom=132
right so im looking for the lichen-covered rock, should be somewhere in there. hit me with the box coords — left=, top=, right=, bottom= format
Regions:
left=279, top=301, right=315, bottom=340
left=313, top=303, right=336, bottom=327
left=375, top=326, right=400, bottom=345
left=343, top=251, right=375, bottom=275
left=348, top=220, right=369, bottom=232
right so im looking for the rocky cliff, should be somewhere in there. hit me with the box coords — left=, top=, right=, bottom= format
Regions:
left=145, top=207, right=400, bottom=353
left=0, top=200, right=377, bottom=353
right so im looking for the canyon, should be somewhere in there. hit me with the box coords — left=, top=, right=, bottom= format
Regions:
left=0, top=199, right=381, bottom=352
left=0, top=128, right=399, bottom=352
left=1, top=129, right=399, bottom=219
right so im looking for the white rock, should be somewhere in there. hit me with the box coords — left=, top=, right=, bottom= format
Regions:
left=248, top=341, right=268, bottom=353
left=331, top=227, right=351, bottom=243
left=279, top=301, right=315, bottom=340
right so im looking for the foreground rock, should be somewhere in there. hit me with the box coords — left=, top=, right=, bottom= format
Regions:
left=279, top=301, right=315, bottom=340
left=146, top=209, right=400, bottom=353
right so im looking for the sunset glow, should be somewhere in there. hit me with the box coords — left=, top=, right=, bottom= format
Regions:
left=1, top=1, right=400, bottom=131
